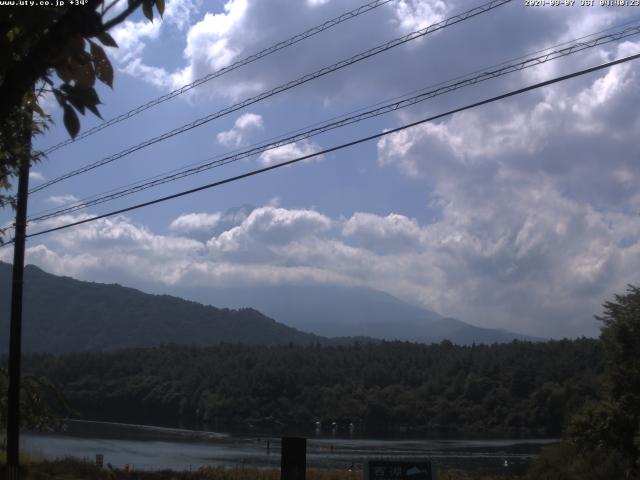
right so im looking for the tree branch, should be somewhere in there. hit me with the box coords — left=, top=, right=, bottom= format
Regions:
left=102, top=0, right=122, bottom=17
left=102, top=0, right=143, bottom=31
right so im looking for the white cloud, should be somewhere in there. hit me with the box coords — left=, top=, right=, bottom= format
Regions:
left=14, top=197, right=640, bottom=339
left=373, top=40, right=640, bottom=337
left=105, top=0, right=636, bottom=123
left=103, top=0, right=128, bottom=22
left=110, top=18, right=162, bottom=66
left=29, top=171, right=46, bottom=182
left=170, top=0, right=253, bottom=95
left=342, top=212, right=424, bottom=253
left=208, top=206, right=332, bottom=253
left=15, top=4, right=640, bottom=340
left=216, top=112, right=263, bottom=148
left=235, top=112, right=262, bottom=129
left=107, top=0, right=200, bottom=89
left=120, top=59, right=173, bottom=89
left=391, top=0, right=447, bottom=33
left=169, top=212, right=221, bottom=232
left=164, top=0, right=202, bottom=30
left=46, top=194, right=80, bottom=206
left=258, top=139, right=322, bottom=166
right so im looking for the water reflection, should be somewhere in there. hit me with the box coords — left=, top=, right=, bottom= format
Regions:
left=22, top=420, right=557, bottom=476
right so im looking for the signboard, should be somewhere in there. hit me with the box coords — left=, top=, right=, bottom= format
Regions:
left=365, top=460, right=433, bottom=480
left=281, top=437, right=306, bottom=480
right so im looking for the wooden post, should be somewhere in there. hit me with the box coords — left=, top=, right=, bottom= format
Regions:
left=5, top=108, right=31, bottom=480
left=281, top=437, right=306, bottom=480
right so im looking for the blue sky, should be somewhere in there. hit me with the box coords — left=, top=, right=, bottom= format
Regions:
left=3, top=0, right=640, bottom=338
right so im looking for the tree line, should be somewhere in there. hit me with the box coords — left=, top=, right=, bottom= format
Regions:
left=15, top=338, right=603, bottom=436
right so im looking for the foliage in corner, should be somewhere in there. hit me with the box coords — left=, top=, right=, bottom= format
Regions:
left=0, top=0, right=164, bottom=201
left=0, top=367, right=72, bottom=432
left=527, top=285, right=640, bottom=480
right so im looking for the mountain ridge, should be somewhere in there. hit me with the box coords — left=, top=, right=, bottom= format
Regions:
left=168, top=283, right=542, bottom=344
left=0, top=262, right=541, bottom=353
left=0, top=262, right=331, bottom=353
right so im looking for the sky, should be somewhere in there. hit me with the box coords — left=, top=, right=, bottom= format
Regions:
left=2, top=0, right=640, bottom=338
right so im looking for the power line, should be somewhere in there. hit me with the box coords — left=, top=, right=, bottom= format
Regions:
left=28, top=16, right=640, bottom=219
left=27, top=23, right=640, bottom=223
left=41, top=0, right=395, bottom=155
left=29, top=0, right=512, bottom=194
left=26, top=15, right=640, bottom=220
left=17, top=51, right=640, bottom=241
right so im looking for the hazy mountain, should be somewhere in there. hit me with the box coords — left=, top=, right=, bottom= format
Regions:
left=170, top=284, right=542, bottom=344
left=0, top=262, right=330, bottom=353
left=0, top=262, right=540, bottom=353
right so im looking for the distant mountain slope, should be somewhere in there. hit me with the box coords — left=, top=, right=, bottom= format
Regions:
left=171, top=284, right=542, bottom=344
left=0, top=263, right=326, bottom=353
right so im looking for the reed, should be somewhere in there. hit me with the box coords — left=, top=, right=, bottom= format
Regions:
left=0, top=457, right=519, bottom=480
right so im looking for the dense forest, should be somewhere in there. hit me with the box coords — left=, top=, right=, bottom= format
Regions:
left=18, top=338, right=602, bottom=436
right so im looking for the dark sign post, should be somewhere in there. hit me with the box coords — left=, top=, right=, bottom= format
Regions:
left=365, top=460, right=433, bottom=480
left=281, top=437, right=306, bottom=480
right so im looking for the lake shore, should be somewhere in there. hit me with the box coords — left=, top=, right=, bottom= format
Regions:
left=18, top=420, right=551, bottom=478
left=1, top=457, right=520, bottom=480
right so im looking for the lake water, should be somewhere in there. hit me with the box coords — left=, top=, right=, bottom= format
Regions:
left=22, top=420, right=557, bottom=476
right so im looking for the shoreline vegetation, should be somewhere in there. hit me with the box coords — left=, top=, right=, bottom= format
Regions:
left=0, top=456, right=520, bottom=480
left=17, top=339, right=602, bottom=437
left=3, top=287, right=639, bottom=479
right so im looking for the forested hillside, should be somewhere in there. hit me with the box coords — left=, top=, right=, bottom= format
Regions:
left=21, top=339, right=602, bottom=435
left=0, top=263, right=326, bottom=352
left=0, top=263, right=539, bottom=351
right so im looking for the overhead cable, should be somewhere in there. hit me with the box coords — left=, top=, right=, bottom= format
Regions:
left=42, top=0, right=396, bottom=155
left=29, top=16, right=640, bottom=218
left=16, top=51, right=640, bottom=241
left=27, top=23, right=640, bottom=222
left=29, top=0, right=512, bottom=194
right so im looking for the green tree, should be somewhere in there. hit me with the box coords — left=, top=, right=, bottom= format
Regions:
left=569, top=286, right=640, bottom=476
left=529, top=286, right=640, bottom=479
left=0, top=0, right=166, bottom=424
left=0, top=0, right=165, bottom=212
left=0, top=367, right=70, bottom=431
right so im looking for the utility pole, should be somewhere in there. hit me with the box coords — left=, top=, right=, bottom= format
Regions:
left=6, top=107, right=32, bottom=480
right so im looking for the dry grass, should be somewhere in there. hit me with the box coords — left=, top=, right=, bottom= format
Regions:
left=0, top=457, right=519, bottom=480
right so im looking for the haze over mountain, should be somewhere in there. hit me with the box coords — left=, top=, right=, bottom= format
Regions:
left=0, top=262, right=540, bottom=353
left=171, top=284, right=542, bottom=344
left=0, top=262, right=326, bottom=353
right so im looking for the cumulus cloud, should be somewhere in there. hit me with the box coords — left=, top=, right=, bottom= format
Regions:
left=170, top=205, right=255, bottom=240
left=169, top=212, right=221, bottom=232
left=29, top=171, right=46, bottom=182
left=164, top=0, right=202, bottom=30
left=110, top=18, right=162, bottom=66
left=46, top=194, right=80, bottom=206
left=208, top=206, right=332, bottom=254
left=109, top=0, right=448, bottom=98
left=342, top=212, right=424, bottom=253
left=15, top=4, right=640, bottom=340
left=107, top=0, right=201, bottom=89
left=114, top=0, right=634, bottom=112
left=373, top=39, right=640, bottom=337
left=378, top=40, right=640, bottom=207
left=12, top=196, right=640, bottom=339
left=216, top=113, right=263, bottom=147
left=391, top=0, right=447, bottom=33
left=11, top=215, right=205, bottom=286
left=258, top=139, right=323, bottom=166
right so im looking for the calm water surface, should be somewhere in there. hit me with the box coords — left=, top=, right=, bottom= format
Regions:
left=22, top=420, right=557, bottom=476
